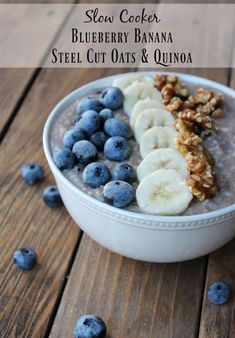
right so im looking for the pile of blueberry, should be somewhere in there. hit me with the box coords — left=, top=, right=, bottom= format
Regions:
left=53, top=87, right=136, bottom=208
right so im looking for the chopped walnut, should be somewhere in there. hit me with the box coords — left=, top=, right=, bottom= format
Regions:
left=178, top=109, right=213, bottom=129
left=154, top=75, right=224, bottom=201
left=161, top=84, right=175, bottom=105
left=155, top=74, right=167, bottom=90
left=174, top=118, right=218, bottom=201
left=187, top=175, right=218, bottom=202
left=174, top=118, right=197, bottom=136
left=155, top=75, right=224, bottom=130
left=186, top=88, right=212, bottom=106
left=165, top=97, right=183, bottom=116
left=184, top=89, right=224, bottom=118
left=167, top=75, right=178, bottom=86
left=175, top=85, right=189, bottom=100
left=155, top=74, right=189, bottom=105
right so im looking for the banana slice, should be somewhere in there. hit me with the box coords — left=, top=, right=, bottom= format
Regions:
left=123, top=82, right=162, bottom=116
left=134, top=109, right=175, bottom=143
left=137, top=148, right=189, bottom=181
left=136, top=169, right=193, bottom=215
left=140, top=126, right=179, bottom=158
left=130, top=98, right=164, bottom=130
left=113, top=74, right=154, bottom=91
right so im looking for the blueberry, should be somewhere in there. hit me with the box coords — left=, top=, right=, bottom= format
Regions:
left=90, top=132, right=107, bottom=150
left=76, top=110, right=101, bottom=135
left=104, top=136, right=130, bottom=162
left=43, top=185, right=63, bottom=208
left=73, top=140, right=98, bottom=164
left=100, top=87, right=124, bottom=110
left=103, top=181, right=134, bottom=208
left=13, top=247, right=37, bottom=270
left=73, top=314, right=106, bottom=338
left=99, top=108, right=113, bottom=121
left=76, top=97, right=104, bottom=115
left=112, top=163, right=136, bottom=183
left=63, top=128, right=85, bottom=149
left=83, top=162, right=111, bottom=188
left=208, top=281, right=230, bottom=305
left=104, top=118, right=132, bottom=139
left=21, top=162, right=44, bottom=185
left=53, top=147, right=75, bottom=170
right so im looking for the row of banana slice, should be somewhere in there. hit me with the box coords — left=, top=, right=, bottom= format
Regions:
left=113, top=74, right=193, bottom=215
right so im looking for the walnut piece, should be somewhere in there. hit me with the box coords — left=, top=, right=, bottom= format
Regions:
left=155, top=74, right=189, bottom=105
left=174, top=118, right=218, bottom=201
left=155, top=75, right=224, bottom=130
left=165, top=97, right=183, bottom=116
left=178, top=109, right=213, bottom=129
left=155, top=75, right=224, bottom=201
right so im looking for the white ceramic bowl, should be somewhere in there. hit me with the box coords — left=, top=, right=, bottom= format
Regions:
left=43, top=72, right=235, bottom=263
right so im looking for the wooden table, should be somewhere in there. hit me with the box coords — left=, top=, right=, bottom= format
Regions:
left=1, top=2, right=235, bottom=337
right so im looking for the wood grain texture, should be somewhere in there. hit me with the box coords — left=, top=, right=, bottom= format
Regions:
left=0, top=2, right=233, bottom=337
left=0, top=1, right=74, bottom=136
left=198, top=69, right=235, bottom=338
left=0, top=69, right=37, bottom=137
left=0, top=68, right=111, bottom=337
left=198, top=240, right=235, bottom=338
left=49, top=67, right=230, bottom=338
left=50, top=235, right=206, bottom=338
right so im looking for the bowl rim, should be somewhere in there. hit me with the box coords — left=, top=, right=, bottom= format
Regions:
left=43, top=70, right=235, bottom=225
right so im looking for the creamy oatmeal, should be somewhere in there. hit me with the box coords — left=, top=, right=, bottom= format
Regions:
left=50, top=80, right=235, bottom=215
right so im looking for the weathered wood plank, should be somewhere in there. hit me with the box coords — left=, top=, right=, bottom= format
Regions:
left=46, top=1, right=233, bottom=337
left=0, top=3, right=232, bottom=338
left=0, top=67, right=115, bottom=337
left=0, top=69, right=37, bottom=138
left=0, top=3, right=137, bottom=337
left=0, top=1, right=74, bottom=136
left=198, top=239, right=235, bottom=338
left=50, top=235, right=206, bottom=338
left=49, top=67, right=229, bottom=338
left=198, top=68, right=235, bottom=338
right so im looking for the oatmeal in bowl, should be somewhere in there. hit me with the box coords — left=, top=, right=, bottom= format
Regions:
left=43, top=72, right=235, bottom=262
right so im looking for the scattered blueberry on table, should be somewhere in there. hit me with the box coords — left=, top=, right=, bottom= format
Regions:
left=207, top=280, right=231, bottom=305
left=43, top=185, right=63, bottom=208
left=90, top=131, right=107, bottom=150
left=104, top=136, right=131, bottom=162
left=73, top=140, right=98, bottom=164
left=82, top=162, right=111, bottom=188
left=76, top=110, right=101, bottom=135
left=104, top=118, right=132, bottom=139
left=21, top=162, right=44, bottom=185
left=76, top=97, right=104, bottom=115
left=63, top=128, right=85, bottom=149
left=13, top=247, right=37, bottom=270
left=73, top=314, right=106, bottom=338
left=53, top=147, right=75, bottom=170
left=112, top=163, right=136, bottom=184
left=100, top=87, right=124, bottom=110
left=99, top=108, right=113, bottom=121
left=103, top=181, right=134, bottom=208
